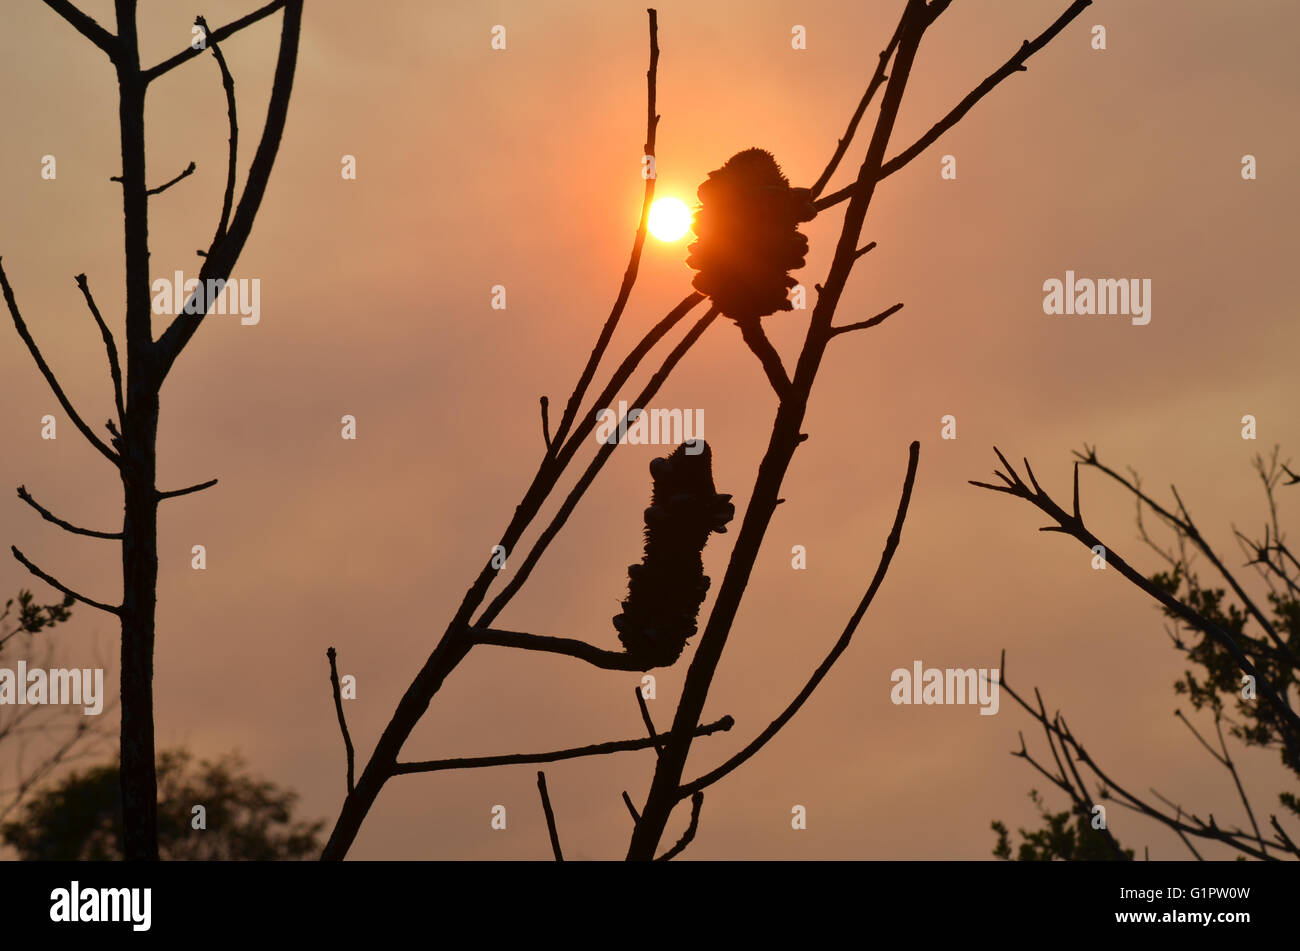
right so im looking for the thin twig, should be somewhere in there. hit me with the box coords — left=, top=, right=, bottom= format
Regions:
left=392, top=715, right=735, bottom=775
left=814, top=0, right=1092, bottom=212
left=536, top=771, right=564, bottom=861
left=73, top=274, right=125, bottom=426
left=736, top=319, right=791, bottom=399
left=10, top=547, right=120, bottom=616
left=539, top=396, right=551, bottom=449
left=548, top=8, right=660, bottom=451
left=636, top=686, right=663, bottom=757
left=656, top=791, right=703, bottom=861
left=1, top=260, right=120, bottom=467
left=146, top=161, right=196, bottom=196
left=40, top=0, right=116, bottom=58
left=682, top=440, right=920, bottom=797
left=157, top=478, right=219, bottom=501
left=326, top=647, right=355, bottom=795
left=476, top=628, right=643, bottom=670
left=143, top=0, right=289, bottom=81
left=829, top=302, right=904, bottom=337
left=196, top=16, right=237, bottom=255
left=17, top=486, right=121, bottom=540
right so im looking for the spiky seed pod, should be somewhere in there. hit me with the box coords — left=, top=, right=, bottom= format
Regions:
left=686, top=148, right=816, bottom=323
left=613, top=441, right=734, bottom=670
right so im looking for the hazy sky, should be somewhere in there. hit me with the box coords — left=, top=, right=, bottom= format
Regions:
left=1, top=0, right=1297, bottom=859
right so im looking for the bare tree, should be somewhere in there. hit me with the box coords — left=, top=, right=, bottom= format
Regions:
left=975, top=446, right=1300, bottom=859
left=3, top=0, right=304, bottom=860
left=322, top=0, right=1092, bottom=861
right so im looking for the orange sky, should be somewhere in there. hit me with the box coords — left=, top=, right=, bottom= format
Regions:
left=1, top=0, right=1298, bottom=859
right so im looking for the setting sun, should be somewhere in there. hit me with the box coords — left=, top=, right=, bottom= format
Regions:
left=648, top=196, right=692, bottom=241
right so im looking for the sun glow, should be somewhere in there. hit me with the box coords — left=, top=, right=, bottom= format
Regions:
left=648, top=197, right=692, bottom=242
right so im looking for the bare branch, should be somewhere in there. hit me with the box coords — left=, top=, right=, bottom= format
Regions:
left=536, top=771, right=564, bottom=861
left=853, top=241, right=877, bottom=260
left=142, top=0, right=289, bottom=82
left=196, top=16, right=237, bottom=255
left=11, top=546, right=120, bottom=616
left=656, top=791, right=704, bottom=861
left=473, top=306, right=719, bottom=631
left=326, top=648, right=355, bottom=795
left=17, top=485, right=121, bottom=540
left=156, top=478, right=219, bottom=501
left=539, top=395, right=551, bottom=449
left=145, top=161, right=196, bottom=197
left=392, top=715, right=735, bottom=775
left=736, top=319, right=791, bottom=399
left=155, top=1, right=303, bottom=381
left=1, top=260, right=120, bottom=468
left=548, top=9, right=661, bottom=451
left=636, top=685, right=663, bottom=757
left=41, top=0, right=116, bottom=59
left=621, top=791, right=641, bottom=824
left=809, top=9, right=906, bottom=197
left=682, top=440, right=920, bottom=797
left=814, top=0, right=1093, bottom=213
left=829, top=302, right=904, bottom=337
left=475, top=628, right=644, bottom=671
left=73, top=274, right=125, bottom=426
left=972, top=450, right=1300, bottom=750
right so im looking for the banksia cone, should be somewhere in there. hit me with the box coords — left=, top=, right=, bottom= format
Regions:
left=613, top=441, right=734, bottom=670
left=686, top=148, right=816, bottom=323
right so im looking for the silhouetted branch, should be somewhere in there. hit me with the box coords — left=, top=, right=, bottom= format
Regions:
left=656, top=791, right=703, bottom=861
left=476, top=628, right=643, bottom=670
left=473, top=305, right=719, bottom=631
left=548, top=8, right=660, bottom=451
left=681, top=440, right=920, bottom=797
left=73, top=274, right=125, bottom=425
left=155, top=0, right=303, bottom=381
left=539, top=396, right=551, bottom=449
left=146, top=161, right=196, bottom=196
left=41, top=0, right=116, bottom=58
left=814, top=0, right=1092, bottom=212
left=10, top=547, right=120, bottom=616
left=1000, top=655, right=1291, bottom=860
left=1, top=260, right=120, bottom=468
left=853, top=241, right=877, bottom=260
left=1075, top=445, right=1287, bottom=656
left=391, top=715, right=735, bottom=775
left=736, top=319, right=791, bottom=399
left=971, top=448, right=1300, bottom=750
left=621, top=791, right=641, bottom=824
left=17, top=486, right=121, bottom=540
left=636, top=686, right=663, bottom=757
left=157, top=478, right=219, bottom=500
left=196, top=16, right=237, bottom=254
left=142, top=0, right=289, bottom=81
left=809, top=14, right=905, bottom=198
left=536, top=771, right=564, bottom=861
left=829, top=302, right=904, bottom=337
left=326, top=647, right=355, bottom=795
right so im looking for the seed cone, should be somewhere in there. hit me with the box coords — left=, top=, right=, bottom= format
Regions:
left=613, top=441, right=734, bottom=669
left=686, top=148, right=816, bottom=322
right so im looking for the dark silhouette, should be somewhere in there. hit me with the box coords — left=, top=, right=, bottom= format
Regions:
left=3, top=1, right=304, bottom=860
left=2, top=748, right=322, bottom=860
left=321, top=0, right=1091, bottom=861
left=977, top=446, right=1300, bottom=859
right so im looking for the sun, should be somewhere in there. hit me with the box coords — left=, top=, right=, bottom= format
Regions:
left=647, top=196, right=693, bottom=242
